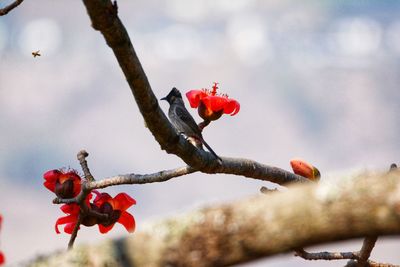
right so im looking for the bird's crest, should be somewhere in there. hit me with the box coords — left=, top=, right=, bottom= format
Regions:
left=161, top=87, right=182, bottom=103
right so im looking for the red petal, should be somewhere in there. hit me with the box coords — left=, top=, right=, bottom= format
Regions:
left=94, top=192, right=112, bottom=207
left=205, top=96, right=227, bottom=112
left=118, top=211, right=136, bottom=233
left=43, top=170, right=61, bottom=182
left=290, top=158, right=314, bottom=179
left=186, top=90, right=207, bottom=108
left=224, top=99, right=240, bottom=116
left=0, top=251, right=4, bottom=265
left=112, top=193, right=136, bottom=211
left=43, top=170, right=62, bottom=192
left=98, top=223, right=115, bottom=234
left=43, top=180, right=56, bottom=192
left=85, top=192, right=93, bottom=206
left=55, top=214, right=78, bottom=234
left=60, top=204, right=80, bottom=214
left=64, top=223, right=78, bottom=234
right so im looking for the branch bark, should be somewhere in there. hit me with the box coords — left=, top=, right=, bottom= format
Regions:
left=0, top=0, right=24, bottom=16
left=28, top=170, right=400, bottom=267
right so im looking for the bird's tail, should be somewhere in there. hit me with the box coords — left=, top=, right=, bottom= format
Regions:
left=200, top=138, right=222, bottom=162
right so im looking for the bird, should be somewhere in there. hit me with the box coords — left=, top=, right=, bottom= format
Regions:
left=161, top=87, right=222, bottom=161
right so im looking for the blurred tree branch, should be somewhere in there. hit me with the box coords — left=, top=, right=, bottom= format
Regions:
left=29, top=170, right=400, bottom=266
left=0, top=0, right=24, bottom=16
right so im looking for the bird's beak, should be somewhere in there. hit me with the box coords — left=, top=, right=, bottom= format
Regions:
left=160, top=96, right=167, bottom=101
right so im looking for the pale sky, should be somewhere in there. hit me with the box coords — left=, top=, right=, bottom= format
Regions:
left=0, top=0, right=399, bottom=266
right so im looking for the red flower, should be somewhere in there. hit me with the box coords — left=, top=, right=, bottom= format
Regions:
left=93, top=192, right=136, bottom=234
left=186, top=82, right=240, bottom=121
left=290, top=158, right=320, bottom=181
left=0, top=252, right=4, bottom=266
left=0, top=215, right=4, bottom=265
left=55, top=203, right=80, bottom=234
left=54, top=191, right=136, bottom=235
left=55, top=193, right=95, bottom=234
left=43, top=169, right=82, bottom=198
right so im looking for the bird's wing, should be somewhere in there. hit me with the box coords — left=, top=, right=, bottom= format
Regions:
left=174, top=105, right=201, bottom=135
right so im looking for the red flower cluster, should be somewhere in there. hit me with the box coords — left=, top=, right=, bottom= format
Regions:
left=290, top=158, right=320, bottom=181
left=55, top=191, right=136, bottom=234
left=186, top=82, right=240, bottom=121
left=44, top=169, right=136, bottom=235
left=0, top=215, right=4, bottom=265
left=43, top=169, right=81, bottom=198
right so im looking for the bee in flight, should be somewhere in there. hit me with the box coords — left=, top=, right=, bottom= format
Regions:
left=32, top=50, right=41, bottom=58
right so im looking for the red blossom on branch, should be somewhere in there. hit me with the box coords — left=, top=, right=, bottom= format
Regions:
left=43, top=169, right=82, bottom=198
left=290, top=158, right=321, bottom=181
left=55, top=203, right=81, bottom=234
left=93, top=192, right=136, bottom=234
left=186, top=82, right=240, bottom=121
left=54, top=191, right=136, bottom=235
left=55, top=192, right=94, bottom=234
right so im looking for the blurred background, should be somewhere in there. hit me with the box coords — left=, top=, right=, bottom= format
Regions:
left=0, top=0, right=399, bottom=266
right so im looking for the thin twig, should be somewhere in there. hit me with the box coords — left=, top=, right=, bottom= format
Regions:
left=295, top=248, right=359, bottom=261
left=356, top=236, right=379, bottom=266
left=345, top=259, right=400, bottom=267
left=53, top=197, right=77, bottom=205
left=68, top=214, right=82, bottom=249
left=87, top=165, right=196, bottom=189
left=0, top=0, right=24, bottom=16
left=198, top=120, right=210, bottom=131
left=260, top=186, right=278, bottom=194
left=77, top=150, right=95, bottom=181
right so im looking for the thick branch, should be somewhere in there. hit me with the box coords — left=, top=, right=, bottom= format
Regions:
left=81, top=0, right=199, bottom=165
left=0, top=0, right=23, bottom=16
left=28, top=170, right=400, bottom=267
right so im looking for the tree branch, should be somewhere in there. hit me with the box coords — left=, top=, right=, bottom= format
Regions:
left=79, top=0, right=309, bottom=186
left=87, top=165, right=196, bottom=189
left=67, top=215, right=82, bottom=250
left=86, top=156, right=307, bottom=189
left=0, top=0, right=24, bottom=16
left=356, top=236, right=379, bottom=266
left=29, top=170, right=400, bottom=266
left=294, top=248, right=359, bottom=261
